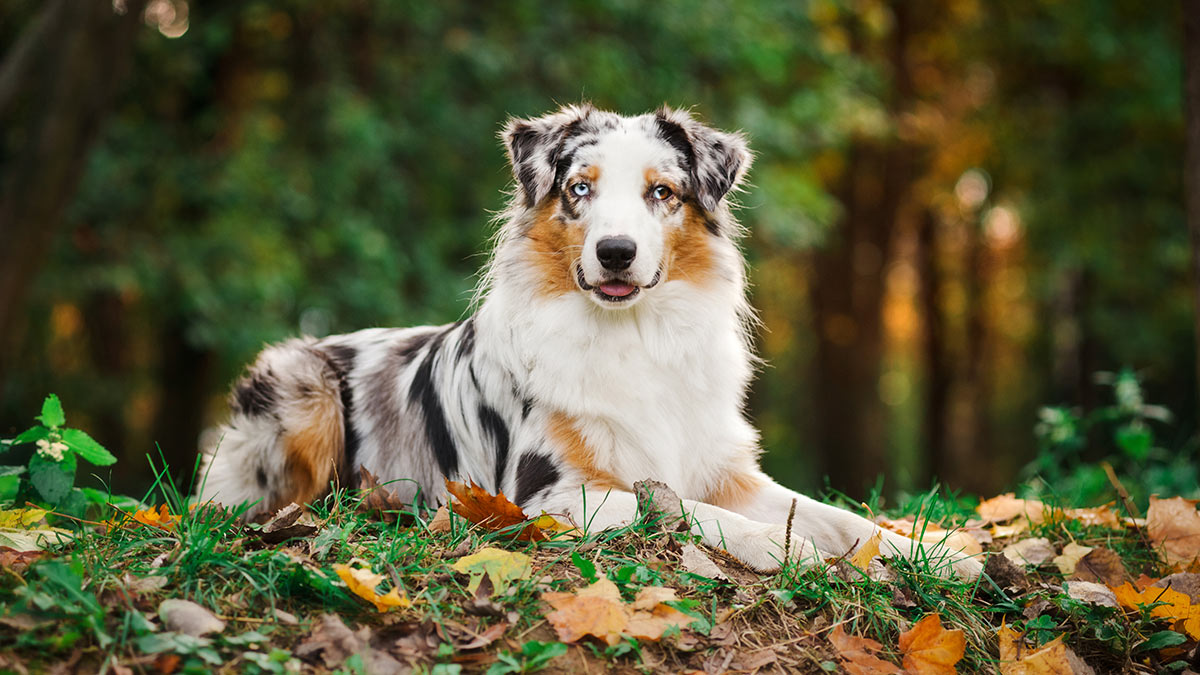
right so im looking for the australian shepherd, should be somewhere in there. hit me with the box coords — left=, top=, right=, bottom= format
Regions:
left=199, top=104, right=980, bottom=579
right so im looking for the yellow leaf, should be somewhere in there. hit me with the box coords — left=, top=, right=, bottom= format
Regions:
left=898, top=613, right=965, bottom=675
left=998, top=625, right=1094, bottom=674
left=1054, top=543, right=1094, bottom=576
left=1111, top=582, right=1200, bottom=640
left=450, top=547, right=532, bottom=596
left=849, top=531, right=883, bottom=570
left=0, top=508, right=48, bottom=529
left=334, top=563, right=411, bottom=612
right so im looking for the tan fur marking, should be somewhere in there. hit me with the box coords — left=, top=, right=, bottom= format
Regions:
left=578, top=165, right=600, bottom=183
left=547, top=412, right=624, bottom=492
left=525, top=198, right=587, bottom=298
left=705, top=464, right=765, bottom=509
left=643, top=168, right=678, bottom=196
left=278, top=391, right=344, bottom=511
left=665, top=202, right=716, bottom=285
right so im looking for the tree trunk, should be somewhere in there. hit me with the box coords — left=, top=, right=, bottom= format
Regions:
left=0, top=0, right=145, bottom=389
left=917, top=209, right=948, bottom=486
left=148, top=320, right=215, bottom=496
left=1184, top=0, right=1200, bottom=420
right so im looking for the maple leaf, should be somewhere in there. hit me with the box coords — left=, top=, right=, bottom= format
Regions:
left=451, top=547, right=532, bottom=595
left=444, top=480, right=574, bottom=541
left=1111, top=582, right=1200, bottom=639
left=1146, top=496, right=1200, bottom=568
left=827, top=624, right=904, bottom=675
left=898, top=614, right=965, bottom=675
left=998, top=625, right=1095, bottom=674
left=542, top=578, right=696, bottom=645
left=126, top=504, right=180, bottom=532
left=334, top=563, right=411, bottom=612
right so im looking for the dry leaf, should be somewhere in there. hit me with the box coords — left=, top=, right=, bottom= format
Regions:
left=985, top=554, right=1030, bottom=593
left=979, top=494, right=1046, bottom=524
left=827, top=623, right=904, bottom=675
left=1063, top=581, right=1117, bottom=607
left=451, top=547, right=532, bottom=595
left=1070, top=548, right=1128, bottom=587
left=998, top=625, right=1095, bottom=674
left=0, top=547, right=45, bottom=574
left=992, top=519, right=1032, bottom=540
left=1111, top=582, right=1200, bottom=639
left=1063, top=506, right=1120, bottom=529
left=429, top=505, right=451, bottom=533
left=358, top=467, right=413, bottom=524
left=445, top=480, right=567, bottom=541
left=679, top=543, right=728, bottom=581
left=1054, top=543, right=1094, bottom=576
left=158, top=599, right=225, bottom=637
left=849, top=531, right=883, bottom=570
left=542, top=578, right=695, bottom=645
left=1146, top=496, right=1200, bottom=568
left=1003, top=538, right=1056, bottom=566
left=877, top=517, right=986, bottom=556
left=295, top=614, right=369, bottom=668
left=333, top=564, right=411, bottom=612
left=1152, top=572, right=1200, bottom=603
left=254, top=503, right=317, bottom=545
left=898, top=613, right=965, bottom=675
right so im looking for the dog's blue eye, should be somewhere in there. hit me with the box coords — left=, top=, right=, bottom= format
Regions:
left=572, top=183, right=590, bottom=197
left=652, top=185, right=673, bottom=201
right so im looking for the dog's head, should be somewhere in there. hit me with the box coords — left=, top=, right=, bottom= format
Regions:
left=502, top=104, right=751, bottom=309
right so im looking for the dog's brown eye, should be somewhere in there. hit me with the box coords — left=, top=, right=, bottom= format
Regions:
left=652, top=185, right=673, bottom=201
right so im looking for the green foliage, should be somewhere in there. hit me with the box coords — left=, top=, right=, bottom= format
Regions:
left=2, top=394, right=118, bottom=513
left=486, top=640, right=568, bottom=675
left=1025, top=369, right=1199, bottom=506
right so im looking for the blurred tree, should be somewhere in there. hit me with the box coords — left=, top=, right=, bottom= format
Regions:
left=1186, top=0, right=1200, bottom=416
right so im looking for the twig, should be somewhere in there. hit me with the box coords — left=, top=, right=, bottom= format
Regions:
left=784, top=498, right=797, bottom=561
left=1101, top=462, right=1140, bottom=518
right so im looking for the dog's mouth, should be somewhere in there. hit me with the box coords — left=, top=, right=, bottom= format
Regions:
left=575, top=264, right=662, bottom=304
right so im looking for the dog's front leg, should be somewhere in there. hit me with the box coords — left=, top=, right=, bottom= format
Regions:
left=538, top=483, right=828, bottom=573
left=717, top=471, right=983, bottom=579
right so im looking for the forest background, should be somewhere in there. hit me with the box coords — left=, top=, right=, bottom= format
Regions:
left=3, top=0, right=1198, bottom=505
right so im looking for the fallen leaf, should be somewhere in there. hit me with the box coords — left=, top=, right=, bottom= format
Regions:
left=358, top=467, right=413, bottom=524
left=451, top=547, right=532, bottom=595
left=827, top=623, right=904, bottom=675
left=436, top=619, right=508, bottom=650
left=849, top=531, right=883, bottom=570
left=1151, top=572, right=1200, bottom=603
left=998, top=625, right=1095, bottom=674
left=985, top=553, right=1030, bottom=593
left=1146, top=496, right=1200, bottom=568
left=428, top=505, right=452, bottom=533
left=679, top=543, right=728, bottom=581
left=898, top=613, right=965, bottom=675
left=445, top=480, right=553, bottom=541
left=334, top=564, right=410, bottom=612
left=1070, top=548, right=1128, bottom=587
left=1062, top=506, right=1120, bottom=529
left=1002, top=538, right=1056, bottom=567
left=295, top=614, right=370, bottom=668
left=876, top=517, right=986, bottom=556
left=0, top=508, right=48, bottom=528
left=0, top=547, right=45, bottom=574
left=992, top=519, right=1032, bottom=540
left=253, top=503, right=317, bottom=545
left=542, top=577, right=695, bottom=645
left=1054, top=543, right=1094, bottom=576
left=634, top=479, right=687, bottom=527
left=543, top=578, right=629, bottom=646
left=979, top=494, right=1046, bottom=524
left=1063, top=581, right=1117, bottom=607
left=158, top=599, right=225, bottom=637
left=1111, top=582, right=1200, bottom=639
left=0, top=527, right=73, bottom=551
left=129, top=504, right=181, bottom=532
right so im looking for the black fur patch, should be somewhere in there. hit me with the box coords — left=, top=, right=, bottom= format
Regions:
left=521, top=397, right=534, bottom=420
left=234, top=371, right=278, bottom=416
left=478, top=404, right=510, bottom=493
left=322, top=343, right=360, bottom=485
left=256, top=466, right=268, bottom=488
left=655, top=117, right=696, bottom=174
left=396, top=330, right=437, bottom=364
left=515, top=452, right=560, bottom=508
left=409, top=329, right=458, bottom=478
left=456, top=318, right=476, bottom=361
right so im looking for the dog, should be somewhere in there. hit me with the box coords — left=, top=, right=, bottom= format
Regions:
left=198, top=104, right=981, bottom=579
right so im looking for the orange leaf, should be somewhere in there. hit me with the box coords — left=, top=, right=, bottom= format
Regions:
left=542, top=579, right=695, bottom=645
left=334, top=563, right=411, bottom=612
left=1111, top=582, right=1200, bottom=640
left=127, top=504, right=180, bottom=532
left=444, top=480, right=546, bottom=541
left=1146, top=496, right=1200, bottom=568
left=997, top=625, right=1094, bottom=674
left=827, top=624, right=904, bottom=675
left=898, top=614, right=965, bottom=675
left=877, top=517, right=985, bottom=556
left=978, top=494, right=1045, bottom=524
left=849, top=531, right=883, bottom=570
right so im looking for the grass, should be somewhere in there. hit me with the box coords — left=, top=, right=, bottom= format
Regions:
left=0, top=470, right=1190, bottom=674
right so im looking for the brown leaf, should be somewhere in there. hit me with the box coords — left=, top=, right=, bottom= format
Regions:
left=1146, top=496, right=1200, bottom=568
left=1002, top=538, right=1056, bottom=567
left=542, top=578, right=694, bottom=645
left=876, top=517, right=985, bottom=556
left=985, top=553, right=1030, bottom=593
left=1063, top=581, right=1117, bottom=607
left=429, top=505, right=452, bottom=533
left=634, top=479, right=687, bottom=527
left=978, top=494, right=1046, bottom=524
left=445, top=479, right=545, bottom=541
left=254, top=503, right=318, bottom=545
left=0, top=547, right=45, bottom=575
left=998, top=625, right=1095, bottom=674
left=295, top=614, right=370, bottom=668
left=1053, top=543, right=1093, bottom=576
left=1070, top=548, right=1128, bottom=586
left=827, top=624, right=904, bottom=675
left=679, top=543, right=728, bottom=581
left=1152, top=572, right=1200, bottom=603
left=436, top=619, right=508, bottom=651
left=898, top=614, right=965, bottom=675
left=358, top=467, right=414, bottom=525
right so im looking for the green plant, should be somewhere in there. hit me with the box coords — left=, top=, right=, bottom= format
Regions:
left=1, top=394, right=117, bottom=515
left=1026, top=369, right=1198, bottom=506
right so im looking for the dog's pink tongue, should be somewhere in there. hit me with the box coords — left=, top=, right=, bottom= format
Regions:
left=600, top=282, right=636, bottom=297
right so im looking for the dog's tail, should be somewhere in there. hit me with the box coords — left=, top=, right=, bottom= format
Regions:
left=197, top=338, right=346, bottom=521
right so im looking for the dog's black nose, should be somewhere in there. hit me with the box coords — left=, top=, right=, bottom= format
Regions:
left=596, top=236, right=637, bottom=271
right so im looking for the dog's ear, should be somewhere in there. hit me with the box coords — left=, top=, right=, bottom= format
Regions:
left=654, top=107, right=752, bottom=213
left=502, top=104, right=594, bottom=207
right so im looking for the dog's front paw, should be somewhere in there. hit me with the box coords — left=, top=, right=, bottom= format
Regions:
left=724, top=524, right=827, bottom=573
